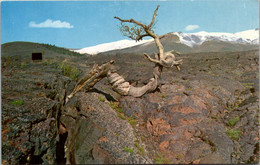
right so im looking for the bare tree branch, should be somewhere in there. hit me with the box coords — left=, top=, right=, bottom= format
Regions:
left=66, top=5, right=184, bottom=100
left=144, top=53, right=162, bottom=65
left=66, top=60, right=114, bottom=103
left=136, top=34, right=150, bottom=41
left=114, top=17, right=146, bottom=28
left=147, top=5, right=160, bottom=29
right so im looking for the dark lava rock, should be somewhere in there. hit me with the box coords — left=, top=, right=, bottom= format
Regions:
left=118, top=50, right=259, bottom=164
left=2, top=43, right=259, bottom=164
left=2, top=61, right=75, bottom=164
left=61, top=92, right=152, bottom=164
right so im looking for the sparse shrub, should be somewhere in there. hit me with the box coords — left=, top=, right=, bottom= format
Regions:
left=59, top=61, right=80, bottom=81
left=128, top=117, right=137, bottom=127
left=11, top=100, right=24, bottom=106
left=228, top=116, right=240, bottom=127
left=109, top=101, right=123, bottom=113
left=138, top=146, right=145, bottom=156
left=211, top=115, right=220, bottom=121
left=226, top=129, right=241, bottom=140
left=123, top=147, right=134, bottom=154
left=109, top=101, right=126, bottom=120
left=98, top=96, right=105, bottom=102
left=134, top=141, right=145, bottom=156
left=141, top=136, right=146, bottom=142
left=114, top=133, right=118, bottom=137
left=20, top=62, right=27, bottom=68
left=117, top=113, right=126, bottom=120
left=176, top=154, right=183, bottom=159
left=43, top=59, right=56, bottom=65
left=158, top=92, right=166, bottom=98
left=199, top=154, right=205, bottom=158
left=226, top=101, right=241, bottom=111
left=242, top=82, right=254, bottom=89
left=154, top=153, right=170, bottom=164
left=2, top=56, right=12, bottom=67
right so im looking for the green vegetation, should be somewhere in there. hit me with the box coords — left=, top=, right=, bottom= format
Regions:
left=185, top=87, right=193, bottom=91
left=108, top=101, right=126, bottom=120
left=128, top=117, right=137, bottom=127
left=226, top=99, right=243, bottom=111
left=228, top=116, right=240, bottom=127
left=43, top=59, right=56, bottom=65
left=11, top=100, right=24, bottom=106
left=98, top=96, right=105, bottom=102
left=114, top=133, right=118, bottom=137
left=2, top=56, right=13, bottom=67
left=226, top=129, right=241, bottom=140
left=109, top=101, right=123, bottom=113
left=158, top=92, right=166, bottom=98
left=200, top=154, right=205, bottom=158
left=42, top=43, right=82, bottom=56
left=58, top=61, right=80, bottom=81
left=211, top=115, right=221, bottom=122
left=117, top=113, right=126, bottom=120
left=242, top=82, right=254, bottom=89
left=20, top=62, right=27, bottom=68
left=176, top=154, right=183, bottom=159
left=123, top=147, right=134, bottom=154
left=154, top=153, right=171, bottom=164
left=141, top=136, right=146, bottom=142
left=134, top=141, right=145, bottom=156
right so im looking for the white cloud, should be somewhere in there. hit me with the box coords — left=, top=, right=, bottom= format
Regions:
left=185, top=25, right=199, bottom=31
left=29, top=19, right=74, bottom=29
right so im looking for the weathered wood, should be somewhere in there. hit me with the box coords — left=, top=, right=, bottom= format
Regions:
left=66, top=6, right=183, bottom=101
left=66, top=60, right=114, bottom=103
left=114, top=5, right=182, bottom=70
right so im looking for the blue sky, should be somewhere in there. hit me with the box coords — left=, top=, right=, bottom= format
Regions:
left=1, top=0, right=259, bottom=49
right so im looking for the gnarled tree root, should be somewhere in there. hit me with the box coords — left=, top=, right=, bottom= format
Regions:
left=66, top=60, right=160, bottom=103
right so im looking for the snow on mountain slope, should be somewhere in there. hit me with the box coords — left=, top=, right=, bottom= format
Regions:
left=72, top=29, right=258, bottom=55
left=174, top=29, right=259, bottom=47
left=235, top=29, right=259, bottom=44
left=73, top=39, right=152, bottom=55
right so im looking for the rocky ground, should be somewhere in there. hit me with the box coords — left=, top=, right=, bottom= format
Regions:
left=1, top=44, right=259, bottom=164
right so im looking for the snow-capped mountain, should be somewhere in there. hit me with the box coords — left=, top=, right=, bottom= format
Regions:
left=73, top=29, right=259, bottom=55
left=174, top=29, right=259, bottom=47
left=73, top=39, right=152, bottom=55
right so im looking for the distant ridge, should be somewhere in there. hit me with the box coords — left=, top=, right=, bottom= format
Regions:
left=174, top=29, right=259, bottom=47
left=72, top=29, right=259, bottom=55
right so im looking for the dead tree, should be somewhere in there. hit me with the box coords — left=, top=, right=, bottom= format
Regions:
left=66, top=5, right=182, bottom=102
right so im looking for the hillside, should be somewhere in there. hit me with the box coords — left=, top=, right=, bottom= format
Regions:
left=101, top=33, right=258, bottom=55
left=74, top=29, right=259, bottom=55
left=193, top=40, right=259, bottom=53
left=175, top=29, right=259, bottom=47
left=2, top=41, right=83, bottom=57
left=1, top=41, right=259, bottom=164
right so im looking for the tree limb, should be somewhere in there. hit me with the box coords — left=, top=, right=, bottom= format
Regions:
left=65, top=6, right=184, bottom=100
left=147, top=5, right=160, bottom=29
left=114, top=17, right=146, bottom=28
left=136, top=34, right=150, bottom=41
left=144, top=53, right=162, bottom=65
left=66, top=60, right=114, bottom=103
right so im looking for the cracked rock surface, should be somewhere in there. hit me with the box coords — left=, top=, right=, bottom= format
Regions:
left=2, top=41, right=259, bottom=164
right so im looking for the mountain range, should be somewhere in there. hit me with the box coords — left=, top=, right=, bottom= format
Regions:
left=73, top=29, right=259, bottom=55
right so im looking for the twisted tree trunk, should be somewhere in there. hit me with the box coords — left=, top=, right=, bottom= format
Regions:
left=66, top=5, right=182, bottom=102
